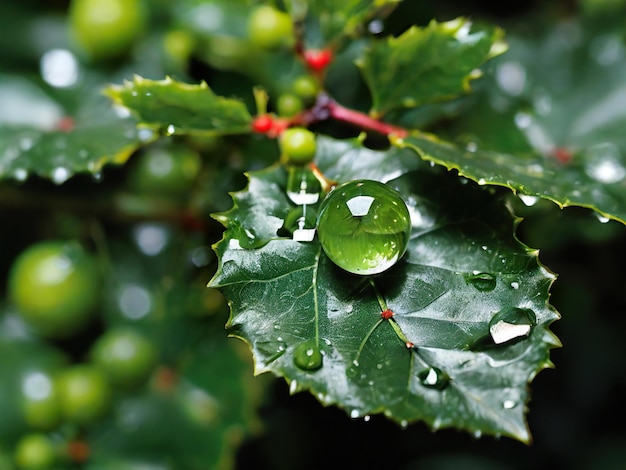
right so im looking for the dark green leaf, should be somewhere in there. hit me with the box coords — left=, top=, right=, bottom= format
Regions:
left=0, top=76, right=151, bottom=183
left=210, top=136, right=559, bottom=442
left=358, top=18, right=506, bottom=116
left=104, top=76, right=253, bottom=135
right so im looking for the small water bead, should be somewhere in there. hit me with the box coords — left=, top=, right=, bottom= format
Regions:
left=316, top=180, right=411, bottom=275
left=286, top=167, right=322, bottom=205
left=418, top=367, right=450, bottom=390
left=293, top=340, right=323, bottom=371
left=489, top=307, right=537, bottom=345
left=466, top=271, right=497, bottom=292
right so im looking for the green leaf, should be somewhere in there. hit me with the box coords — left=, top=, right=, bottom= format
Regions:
left=288, top=0, right=402, bottom=43
left=210, top=136, right=560, bottom=442
left=415, top=19, right=626, bottom=224
left=0, top=76, right=151, bottom=183
left=104, top=76, right=253, bottom=135
left=396, top=129, right=626, bottom=224
left=357, top=18, right=506, bottom=116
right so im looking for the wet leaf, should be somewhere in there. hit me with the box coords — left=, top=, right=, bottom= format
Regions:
left=210, top=136, right=560, bottom=442
left=358, top=18, right=505, bottom=116
left=0, top=76, right=150, bottom=183
left=104, top=76, right=253, bottom=135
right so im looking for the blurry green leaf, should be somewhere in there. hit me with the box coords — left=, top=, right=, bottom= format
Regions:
left=358, top=18, right=505, bottom=116
left=210, top=136, right=560, bottom=442
left=105, top=76, right=253, bottom=135
left=0, top=76, right=150, bottom=183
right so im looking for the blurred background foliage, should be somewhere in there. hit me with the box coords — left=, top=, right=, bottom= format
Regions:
left=1, top=0, right=626, bottom=468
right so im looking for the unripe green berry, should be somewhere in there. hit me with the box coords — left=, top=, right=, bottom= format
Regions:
left=247, top=6, right=294, bottom=50
left=14, top=434, right=56, bottom=470
left=276, top=93, right=304, bottom=117
left=279, top=127, right=317, bottom=165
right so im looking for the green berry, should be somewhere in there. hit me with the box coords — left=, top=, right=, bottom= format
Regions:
left=129, top=144, right=202, bottom=198
left=69, top=0, right=147, bottom=61
left=14, top=434, right=56, bottom=470
left=293, top=75, right=320, bottom=102
left=57, top=365, right=111, bottom=425
left=90, top=328, right=157, bottom=388
left=8, top=240, right=100, bottom=338
left=276, top=93, right=304, bottom=117
left=279, top=127, right=317, bottom=165
left=247, top=5, right=294, bottom=50
left=316, top=180, right=412, bottom=275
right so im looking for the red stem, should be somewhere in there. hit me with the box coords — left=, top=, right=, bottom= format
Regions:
left=327, top=100, right=408, bottom=138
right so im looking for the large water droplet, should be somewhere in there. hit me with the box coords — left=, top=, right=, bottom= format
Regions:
left=489, top=307, right=536, bottom=345
left=40, top=49, right=79, bottom=88
left=584, top=142, right=626, bottom=184
left=466, top=271, right=497, bottom=292
left=51, top=166, right=70, bottom=184
left=293, top=340, right=323, bottom=371
left=518, top=193, right=540, bottom=207
left=418, top=367, right=450, bottom=390
left=316, top=180, right=411, bottom=275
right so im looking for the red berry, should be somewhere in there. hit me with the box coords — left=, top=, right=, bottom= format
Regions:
left=252, top=114, right=274, bottom=133
left=381, top=309, right=394, bottom=320
left=304, top=49, right=333, bottom=72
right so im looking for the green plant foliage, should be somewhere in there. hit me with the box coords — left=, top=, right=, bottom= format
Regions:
left=358, top=18, right=506, bottom=116
left=209, top=136, right=560, bottom=442
left=105, top=76, right=253, bottom=135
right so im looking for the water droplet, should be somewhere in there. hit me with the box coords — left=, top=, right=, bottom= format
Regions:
left=51, top=166, right=70, bottom=184
left=293, top=340, right=323, bottom=371
left=363, top=415, right=371, bottom=422
left=189, top=246, right=213, bottom=268
left=502, top=399, right=517, bottom=409
left=257, top=339, right=287, bottom=364
left=510, top=281, right=520, bottom=289
left=40, top=49, right=79, bottom=88
left=316, top=180, right=412, bottom=275
left=118, top=284, right=152, bottom=320
left=91, top=171, right=103, bottom=182
left=489, top=307, right=536, bottom=345
left=466, top=142, right=478, bottom=152
left=584, top=142, right=625, bottom=184
left=281, top=206, right=317, bottom=242
left=518, top=194, right=539, bottom=207
left=286, top=167, right=322, bottom=205
left=12, top=168, right=28, bottom=181
left=22, top=372, right=54, bottom=400
left=350, top=409, right=361, bottom=419
left=418, top=367, right=450, bottom=390
left=590, top=34, right=624, bottom=66
left=289, top=379, right=298, bottom=394
left=368, top=19, right=384, bottom=34
left=514, top=112, right=532, bottom=129
left=496, top=61, right=526, bottom=96
left=166, top=124, right=176, bottom=135
left=138, top=128, right=155, bottom=141
left=466, top=271, right=497, bottom=292
left=133, top=223, right=170, bottom=256
left=595, top=213, right=611, bottom=224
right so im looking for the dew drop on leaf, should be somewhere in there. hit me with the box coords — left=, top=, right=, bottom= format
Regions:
left=417, top=366, right=450, bottom=390
left=489, top=307, right=536, bottom=345
left=466, top=271, right=497, bottom=292
left=286, top=167, right=322, bottom=205
left=316, top=180, right=411, bottom=275
left=583, top=142, right=626, bottom=184
left=293, top=339, right=323, bottom=371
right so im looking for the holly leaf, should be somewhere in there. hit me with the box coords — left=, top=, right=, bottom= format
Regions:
left=104, top=76, right=253, bottom=135
left=287, top=0, right=402, bottom=43
left=357, top=18, right=506, bottom=116
left=410, top=19, right=626, bottom=224
left=209, top=136, right=560, bottom=442
left=0, top=76, right=151, bottom=183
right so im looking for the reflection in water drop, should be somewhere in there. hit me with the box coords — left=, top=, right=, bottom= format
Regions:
left=584, top=142, right=626, bottom=184
left=502, top=399, right=517, bottom=409
left=118, top=284, right=152, bottom=320
left=466, top=271, right=497, bottom=292
left=133, top=223, right=170, bottom=256
left=489, top=307, right=536, bottom=345
left=40, top=49, right=79, bottom=88
left=293, top=340, right=323, bottom=371
left=418, top=367, right=450, bottom=390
